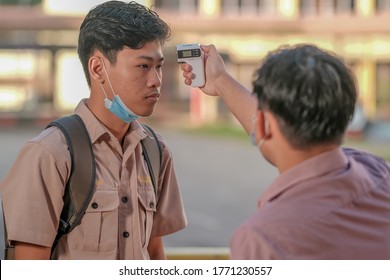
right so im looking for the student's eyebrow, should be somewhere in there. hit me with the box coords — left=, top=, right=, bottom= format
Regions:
left=137, top=55, right=165, bottom=62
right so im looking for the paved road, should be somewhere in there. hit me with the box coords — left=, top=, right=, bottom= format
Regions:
left=0, top=124, right=278, bottom=248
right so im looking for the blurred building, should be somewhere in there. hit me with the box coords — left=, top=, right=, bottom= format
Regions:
left=0, top=0, right=389, bottom=124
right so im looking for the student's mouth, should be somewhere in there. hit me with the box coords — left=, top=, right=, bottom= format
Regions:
left=146, top=93, right=160, bottom=103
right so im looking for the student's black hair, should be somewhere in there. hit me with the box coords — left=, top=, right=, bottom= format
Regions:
left=78, top=1, right=171, bottom=86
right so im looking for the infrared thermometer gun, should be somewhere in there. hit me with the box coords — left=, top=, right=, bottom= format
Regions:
left=177, top=43, right=205, bottom=87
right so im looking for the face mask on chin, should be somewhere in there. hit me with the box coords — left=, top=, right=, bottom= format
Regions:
left=99, top=59, right=140, bottom=123
left=102, top=92, right=140, bottom=123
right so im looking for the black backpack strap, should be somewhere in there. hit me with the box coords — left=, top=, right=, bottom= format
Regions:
left=140, top=124, right=162, bottom=196
left=0, top=193, right=6, bottom=260
left=46, top=114, right=96, bottom=254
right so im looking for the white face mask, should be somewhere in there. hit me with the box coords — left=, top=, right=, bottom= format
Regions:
left=100, top=59, right=140, bottom=123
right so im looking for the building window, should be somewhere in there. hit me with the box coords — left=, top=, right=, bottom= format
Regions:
left=154, top=0, right=199, bottom=13
left=221, top=0, right=240, bottom=15
left=221, top=0, right=277, bottom=16
left=376, top=63, right=390, bottom=119
left=300, top=0, right=355, bottom=16
left=376, top=0, right=390, bottom=13
left=0, top=0, right=41, bottom=5
left=335, top=0, right=355, bottom=15
left=258, top=0, right=277, bottom=15
left=154, top=0, right=179, bottom=10
left=300, top=0, right=317, bottom=16
left=240, top=0, right=260, bottom=15
left=0, top=49, right=53, bottom=113
left=318, top=0, right=336, bottom=15
left=300, top=0, right=335, bottom=16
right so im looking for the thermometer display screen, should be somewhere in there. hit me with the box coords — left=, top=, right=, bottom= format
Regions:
left=182, top=50, right=192, bottom=57
left=178, top=48, right=201, bottom=59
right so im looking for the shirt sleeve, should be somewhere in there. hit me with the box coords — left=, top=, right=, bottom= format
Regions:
left=150, top=136, right=187, bottom=237
left=230, top=222, right=282, bottom=260
left=0, top=130, right=69, bottom=247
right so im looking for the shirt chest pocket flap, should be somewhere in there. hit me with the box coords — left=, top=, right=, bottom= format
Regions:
left=87, top=189, right=120, bottom=212
left=69, top=189, right=119, bottom=252
left=137, top=186, right=156, bottom=248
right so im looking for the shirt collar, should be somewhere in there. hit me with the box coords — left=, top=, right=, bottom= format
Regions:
left=73, top=99, right=148, bottom=144
left=258, top=147, right=349, bottom=208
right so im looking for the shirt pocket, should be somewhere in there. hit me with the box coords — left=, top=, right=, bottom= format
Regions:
left=68, top=189, right=119, bottom=252
left=137, top=185, right=156, bottom=249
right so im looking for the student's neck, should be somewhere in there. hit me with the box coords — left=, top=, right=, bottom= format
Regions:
left=85, top=97, right=130, bottom=144
left=106, top=122, right=130, bottom=145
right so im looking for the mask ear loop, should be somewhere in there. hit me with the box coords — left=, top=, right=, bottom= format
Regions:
left=250, top=115, right=257, bottom=146
left=99, top=58, right=116, bottom=99
left=258, top=111, right=270, bottom=148
left=100, top=83, right=109, bottom=99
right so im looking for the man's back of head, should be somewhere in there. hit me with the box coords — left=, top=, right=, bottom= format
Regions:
left=252, top=44, right=357, bottom=150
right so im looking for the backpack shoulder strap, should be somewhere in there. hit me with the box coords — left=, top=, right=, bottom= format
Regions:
left=140, top=124, right=162, bottom=196
left=46, top=114, right=96, bottom=252
left=0, top=193, right=6, bottom=260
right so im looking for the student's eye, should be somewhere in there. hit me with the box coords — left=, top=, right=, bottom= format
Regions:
left=139, top=64, right=149, bottom=69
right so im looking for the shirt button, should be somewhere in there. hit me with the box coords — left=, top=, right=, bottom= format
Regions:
left=91, top=202, right=98, bottom=209
left=121, top=196, right=128, bottom=203
left=149, top=202, right=155, bottom=208
left=123, top=231, right=130, bottom=238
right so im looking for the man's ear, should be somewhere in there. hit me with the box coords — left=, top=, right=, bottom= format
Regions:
left=265, top=112, right=282, bottom=139
left=89, top=56, right=104, bottom=84
left=256, top=111, right=272, bottom=139
left=263, top=112, right=270, bottom=136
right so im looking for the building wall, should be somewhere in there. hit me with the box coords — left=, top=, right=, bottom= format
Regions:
left=154, top=0, right=390, bottom=120
left=0, top=0, right=389, bottom=122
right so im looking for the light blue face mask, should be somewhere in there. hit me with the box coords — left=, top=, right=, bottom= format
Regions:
left=250, top=115, right=266, bottom=147
left=100, top=59, right=140, bottom=123
left=250, top=115, right=257, bottom=146
left=103, top=95, right=139, bottom=123
left=250, top=131, right=256, bottom=146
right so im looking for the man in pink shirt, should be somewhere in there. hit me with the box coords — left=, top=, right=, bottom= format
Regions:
left=181, top=44, right=390, bottom=259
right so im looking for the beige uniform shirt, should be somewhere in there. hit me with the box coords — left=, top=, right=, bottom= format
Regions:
left=0, top=100, right=187, bottom=259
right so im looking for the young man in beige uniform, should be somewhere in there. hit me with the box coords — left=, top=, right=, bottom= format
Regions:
left=0, top=1, right=187, bottom=260
left=181, top=44, right=390, bottom=259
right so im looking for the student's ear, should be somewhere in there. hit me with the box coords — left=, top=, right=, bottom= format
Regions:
left=89, top=56, right=104, bottom=84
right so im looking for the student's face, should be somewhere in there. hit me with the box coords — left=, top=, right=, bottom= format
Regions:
left=104, top=40, right=164, bottom=117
